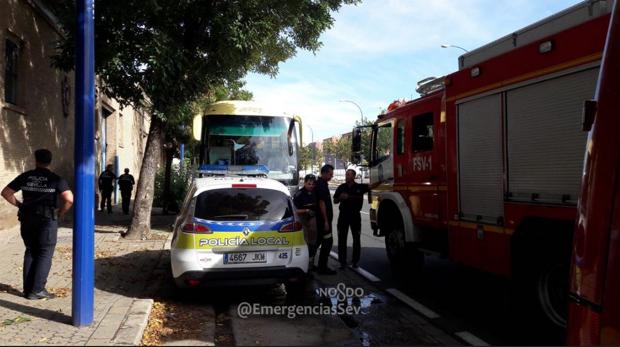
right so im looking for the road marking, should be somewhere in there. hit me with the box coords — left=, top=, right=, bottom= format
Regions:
left=352, top=266, right=381, bottom=282
left=328, top=251, right=381, bottom=282
left=385, top=288, right=440, bottom=319
left=454, top=331, right=490, bottom=346
left=360, top=211, right=369, bottom=215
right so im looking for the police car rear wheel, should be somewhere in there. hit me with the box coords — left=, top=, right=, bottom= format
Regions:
left=285, top=279, right=307, bottom=297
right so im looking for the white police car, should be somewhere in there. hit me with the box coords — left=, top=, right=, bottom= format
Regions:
left=170, top=176, right=308, bottom=289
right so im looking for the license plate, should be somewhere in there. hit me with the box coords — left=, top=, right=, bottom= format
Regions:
left=224, top=252, right=267, bottom=264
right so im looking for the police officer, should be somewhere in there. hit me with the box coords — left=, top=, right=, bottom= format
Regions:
left=117, top=168, right=135, bottom=215
left=98, top=164, right=116, bottom=213
left=1, top=149, right=73, bottom=300
left=315, top=164, right=337, bottom=275
left=334, top=169, right=370, bottom=269
left=293, top=174, right=318, bottom=269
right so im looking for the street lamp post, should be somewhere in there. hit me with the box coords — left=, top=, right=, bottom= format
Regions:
left=339, top=99, right=365, bottom=182
left=339, top=99, right=364, bottom=124
left=440, top=44, right=470, bottom=53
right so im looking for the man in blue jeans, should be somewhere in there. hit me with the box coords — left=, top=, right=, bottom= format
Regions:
left=1, top=149, right=73, bottom=300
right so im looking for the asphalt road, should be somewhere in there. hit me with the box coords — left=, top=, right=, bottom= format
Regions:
left=331, top=191, right=566, bottom=346
left=153, top=244, right=459, bottom=346
left=154, top=187, right=565, bottom=345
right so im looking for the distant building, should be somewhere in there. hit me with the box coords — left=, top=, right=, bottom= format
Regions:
left=0, top=0, right=149, bottom=229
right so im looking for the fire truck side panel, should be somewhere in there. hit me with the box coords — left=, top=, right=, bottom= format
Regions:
left=448, top=223, right=511, bottom=275
left=505, top=67, right=598, bottom=204
left=457, top=93, right=504, bottom=224
left=443, top=13, right=609, bottom=277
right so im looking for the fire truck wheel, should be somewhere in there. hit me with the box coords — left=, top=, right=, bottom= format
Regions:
left=384, top=220, right=423, bottom=277
left=534, top=262, right=569, bottom=328
left=513, top=259, right=569, bottom=330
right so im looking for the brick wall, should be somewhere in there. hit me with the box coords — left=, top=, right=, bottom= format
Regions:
left=0, top=0, right=150, bottom=229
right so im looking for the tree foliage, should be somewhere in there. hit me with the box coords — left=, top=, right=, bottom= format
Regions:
left=354, top=119, right=374, bottom=165
left=51, top=0, right=358, bottom=115
left=299, top=146, right=312, bottom=171
left=334, top=135, right=352, bottom=170
left=50, top=0, right=359, bottom=239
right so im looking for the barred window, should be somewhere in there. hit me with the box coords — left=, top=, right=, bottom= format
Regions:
left=4, top=39, right=19, bottom=105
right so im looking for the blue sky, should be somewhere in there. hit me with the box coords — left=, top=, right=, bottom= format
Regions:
left=244, top=0, right=582, bottom=144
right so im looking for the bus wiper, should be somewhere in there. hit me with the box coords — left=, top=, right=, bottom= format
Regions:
left=211, top=214, right=250, bottom=220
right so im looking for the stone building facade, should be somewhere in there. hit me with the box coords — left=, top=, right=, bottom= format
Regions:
left=0, top=0, right=150, bottom=229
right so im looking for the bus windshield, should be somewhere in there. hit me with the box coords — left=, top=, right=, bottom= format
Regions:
left=202, top=115, right=299, bottom=186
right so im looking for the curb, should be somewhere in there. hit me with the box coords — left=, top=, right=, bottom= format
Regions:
left=115, top=298, right=155, bottom=346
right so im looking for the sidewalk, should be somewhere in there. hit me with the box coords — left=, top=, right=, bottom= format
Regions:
left=0, top=206, right=174, bottom=345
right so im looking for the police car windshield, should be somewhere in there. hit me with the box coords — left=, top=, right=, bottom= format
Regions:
left=194, top=188, right=293, bottom=221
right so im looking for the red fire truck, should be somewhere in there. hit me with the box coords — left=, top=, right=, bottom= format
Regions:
left=351, top=0, right=612, bottom=328
left=566, top=0, right=620, bottom=344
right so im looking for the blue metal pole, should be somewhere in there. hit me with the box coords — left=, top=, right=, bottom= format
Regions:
left=73, top=0, right=95, bottom=327
left=180, top=144, right=185, bottom=164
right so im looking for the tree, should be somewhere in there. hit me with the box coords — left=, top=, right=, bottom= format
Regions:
left=322, top=138, right=337, bottom=168
left=51, top=0, right=358, bottom=239
left=355, top=119, right=374, bottom=166
left=299, top=146, right=312, bottom=171
left=334, top=135, right=352, bottom=170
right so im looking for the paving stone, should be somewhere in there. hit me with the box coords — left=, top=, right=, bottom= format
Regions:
left=0, top=209, right=172, bottom=346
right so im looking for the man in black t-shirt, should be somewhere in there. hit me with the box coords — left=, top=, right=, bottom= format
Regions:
left=1, top=149, right=73, bottom=300
left=117, top=168, right=135, bottom=215
left=314, top=164, right=336, bottom=275
left=293, top=174, right=318, bottom=267
left=334, top=169, right=370, bottom=269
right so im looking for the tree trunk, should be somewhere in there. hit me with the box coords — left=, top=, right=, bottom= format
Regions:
left=125, top=117, right=164, bottom=240
left=162, top=147, right=174, bottom=215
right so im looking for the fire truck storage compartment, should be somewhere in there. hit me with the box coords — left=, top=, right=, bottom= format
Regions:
left=457, top=93, right=504, bottom=224
left=505, top=67, right=599, bottom=204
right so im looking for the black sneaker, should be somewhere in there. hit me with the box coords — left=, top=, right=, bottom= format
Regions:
left=26, top=289, right=56, bottom=300
left=352, top=263, right=359, bottom=269
left=339, top=263, right=347, bottom=270
left=316, top=267, right=337, bottom=275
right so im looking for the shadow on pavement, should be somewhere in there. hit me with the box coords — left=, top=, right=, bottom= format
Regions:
left=0, top=297, right=71, bottom=325
left=0, top=283, right=24, bottom=298
left=93, top=248, right=315, bottom=306
left=94, top=249, right=171, bottom=299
